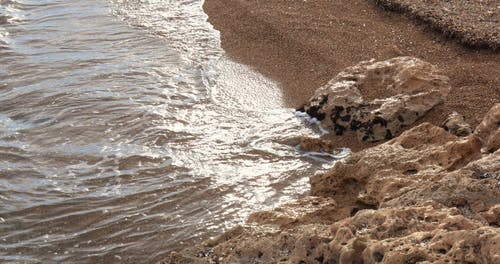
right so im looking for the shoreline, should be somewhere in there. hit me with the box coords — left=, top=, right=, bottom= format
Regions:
left=161, top=0, right=499, bottom=263
left=162, top=109, right=500, bottom=263
left=203, top=0, right=499, bottom=151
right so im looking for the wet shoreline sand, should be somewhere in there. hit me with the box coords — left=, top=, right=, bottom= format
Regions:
left=161, top=0, right=500, bottom=263
left=160, top=1, right=499, bottom=263
left=203, top=0, right=499, bottom=150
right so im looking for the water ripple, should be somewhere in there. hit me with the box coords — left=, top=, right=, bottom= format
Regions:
left=0, top=0, right=344, bottom=262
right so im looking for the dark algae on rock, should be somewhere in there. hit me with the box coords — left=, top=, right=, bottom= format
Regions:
left=302, top=57, right=450, bottom=142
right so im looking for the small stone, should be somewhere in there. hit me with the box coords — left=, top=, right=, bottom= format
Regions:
left=299, top=137, right=337, bottom=153
left=443, top=111, right=472, bottom=136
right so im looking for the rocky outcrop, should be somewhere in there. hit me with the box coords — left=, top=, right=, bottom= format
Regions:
left=178, top=203, right=498, bottom=264
left=161, top=104, right=499, bottom=264
left=302, top=57, right=450, bottom=142
left=163, top=200, right=499, bottom=264
left=311, top=122, right=499, bottom=219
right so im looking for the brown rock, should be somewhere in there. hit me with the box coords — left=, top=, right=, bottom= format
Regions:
left=303, top=57, right=450, bottom=142
left=299, top=137, right=337, bottom=153
left=443, top=111, right=472, bottom=136
left=475, top=103, right=500, bottom=153
left=247, top=197, right=340, bottom=227
left=163, top=203, right=499, bottom=264
left=483, top=205, right=500, bottom=226
left=311, top=122, right=499, bottom=216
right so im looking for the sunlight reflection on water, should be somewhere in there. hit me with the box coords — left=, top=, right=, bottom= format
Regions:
left=0, top=0, right=345, bottom=262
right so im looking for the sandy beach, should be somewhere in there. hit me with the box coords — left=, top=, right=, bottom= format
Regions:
left=374, top=0, right=499, bottom=49
left=203, top=0, right=499, bottom=150
left=161, top=1, right=499, bottom=263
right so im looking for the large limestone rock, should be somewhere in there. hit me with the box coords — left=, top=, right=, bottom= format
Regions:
left=303, top=57, right=450, bottom=142
left=311, top=123, right=499, bottom=217
left=163, top=201, right=499, bottom=264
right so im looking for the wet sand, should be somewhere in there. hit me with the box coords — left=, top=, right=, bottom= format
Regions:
left=159, top=2, right=499, bottom=262
left=203, top=0, right=499, bottom=150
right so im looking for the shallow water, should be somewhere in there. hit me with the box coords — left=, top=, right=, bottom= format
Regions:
left=0, top=0, right=342, bottom=262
